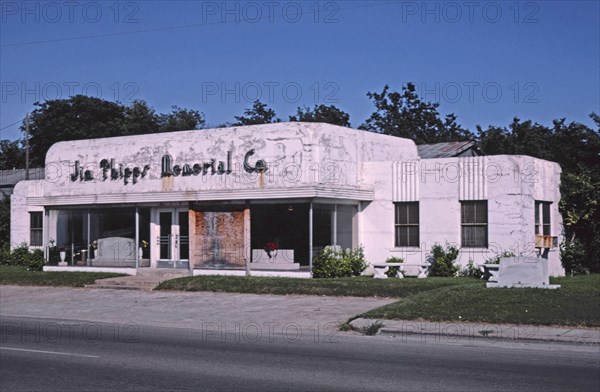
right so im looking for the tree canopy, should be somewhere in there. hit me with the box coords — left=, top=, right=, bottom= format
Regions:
left=360, top=83, right=474, bottom=143
left=22, top=96, right=205, bottom=166
left=0, top=140, right=25, bottom=170
left=289, top=104, right=351, bottom=127
left=232, top=100, right=279, bottom=126
left=476, top=114, right=600, bottom=273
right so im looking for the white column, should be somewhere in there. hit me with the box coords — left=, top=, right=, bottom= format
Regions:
left=332, top=204, right=338, bottom=246
left=244, top=207, right=251, bottom=276
left=86, top=209, right=91, bottom=266
left=135, top=207, right=139, bottom=269
left=309, top=202, right=313, bottom=273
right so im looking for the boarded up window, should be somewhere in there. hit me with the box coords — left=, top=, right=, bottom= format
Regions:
left=395, top=202, right=419, bottom=247
left=461, top=201, right=487, bottom=248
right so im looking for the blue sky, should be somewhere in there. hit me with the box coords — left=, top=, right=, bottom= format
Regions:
left=1, top=0, right=599, bottom=141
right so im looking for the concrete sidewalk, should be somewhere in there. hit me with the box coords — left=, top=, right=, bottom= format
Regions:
left=0, top=285, right=394, bottom=333
left=350, top=318, right=600, bottom=345
left=2, top=285, right=598, bottom=345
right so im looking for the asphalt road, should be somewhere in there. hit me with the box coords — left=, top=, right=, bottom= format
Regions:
left=1, top=316, right=599, bottom=392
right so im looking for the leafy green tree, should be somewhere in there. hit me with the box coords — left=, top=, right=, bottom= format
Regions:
left=122, top=100, right=160, bottom=135
left=24, top=96, right=205, bottom=166
left=27, top=96, right=126, bottom=166
left=289, top=104, right=351, bottom=127
left=0, top=195, right=10, bottom=249
left=0, top=140, right=25, bottom=170
left=477, top=114, right=600, bottom=273
left=158, top=106, right=205, bottom=132
left=232, top=100, right=279, bottom=126
left=360, top=83, right=474, bottom=143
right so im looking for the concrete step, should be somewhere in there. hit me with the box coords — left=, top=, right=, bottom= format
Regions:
left=136, top=268, right=190, bottom=278
left=85, top=284, right=157, bottom=291
left=86, top=271, right=189, bottom=291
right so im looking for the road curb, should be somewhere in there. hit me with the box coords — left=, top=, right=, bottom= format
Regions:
left=350, top=318, right=600, bottom=345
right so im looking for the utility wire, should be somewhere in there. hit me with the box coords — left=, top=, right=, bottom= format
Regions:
left=1, top=2, right=393, bottom=48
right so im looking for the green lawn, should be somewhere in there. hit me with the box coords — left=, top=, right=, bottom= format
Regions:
left=362, top=275, right=600, bottom=327
left=157, top=274, right=600, bottom=327
left=0, top=266, right=126, bottom=287
left=3, top=266, right=597, bottom=327
left=156, top=275, right=479, bottom=297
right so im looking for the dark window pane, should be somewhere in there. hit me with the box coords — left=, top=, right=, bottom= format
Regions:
left=394, top=202, right=419, bottom=247
left=461, top=201, right=488, bottom=247
left=407, top=226, right=419, bottom=246
left=30, top=230, right=43, bottom=247
left=396, top=204, right=407, bottom=224
left=29, top=212, right=43, bottom=246
left=542, top=203, right=551, bottom=224
left=476, top=202, right=487, bottom=223
left=407, top=203, right=419, bottom=225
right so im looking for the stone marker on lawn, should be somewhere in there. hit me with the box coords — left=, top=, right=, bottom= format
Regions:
left=486, top=256, right=560, bottom=289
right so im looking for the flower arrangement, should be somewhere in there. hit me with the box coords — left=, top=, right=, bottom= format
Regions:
left=263, top=241, right=279, bottom=258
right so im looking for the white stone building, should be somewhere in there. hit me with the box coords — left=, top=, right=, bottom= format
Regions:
left=10, top=122, right=564, bottom=276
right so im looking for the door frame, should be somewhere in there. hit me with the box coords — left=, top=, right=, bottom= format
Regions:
left=151, top=208, right=189, bottom=268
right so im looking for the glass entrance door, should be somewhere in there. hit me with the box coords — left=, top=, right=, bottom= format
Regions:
left=157, top=209, right=189, bottom=268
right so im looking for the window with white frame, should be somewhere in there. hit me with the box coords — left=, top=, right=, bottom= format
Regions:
left=535, top=201, right=551, bottom=235
left=461, top=201, right=488, bottom=248
left=30, top=212, right=43, bottom=246
left=394, top=202, right=419, bottom=247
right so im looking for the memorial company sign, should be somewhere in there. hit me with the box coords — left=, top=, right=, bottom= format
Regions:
left=70, top=149, right=267, bottom=185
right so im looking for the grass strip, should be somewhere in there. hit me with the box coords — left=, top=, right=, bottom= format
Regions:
left=156, top=275, right=481, bottom=297
left=361, top=275, right=600, bottom=327
left=0, top=266, right=127, bottom=287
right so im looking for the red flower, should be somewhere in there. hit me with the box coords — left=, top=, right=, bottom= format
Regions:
left=264, top=241, right=279, bottom=252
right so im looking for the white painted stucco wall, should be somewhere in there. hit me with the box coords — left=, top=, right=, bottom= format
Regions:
left=10, top=122, right=564, bottom=276
left=39, top=122, right=417, bottom=198
left=359, top=155, right=564, bottom=276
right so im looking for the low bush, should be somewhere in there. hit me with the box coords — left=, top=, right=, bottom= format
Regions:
left=428, top=243, right=459, bottom=277
left=0, top=244, right=46, bottom=271
left=459, top=260, right=483, bottom=279
left=483, top=251, right=515, bottom=265
left=312, top=246, right=366, bottom=278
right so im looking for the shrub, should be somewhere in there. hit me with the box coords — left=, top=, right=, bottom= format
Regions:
left=428, top=243, right=459, bottom=277
left=312, top=246, right=366, bottom=278
left=561, top=239, right=588, bottom=275
left=8, top=244, right=30, bottom=266
left=484, top=251, right=515, bottom=265
left=385, top=256, right=405, bottom=278
left=0, top=244, right=46, bottom=270
left=27, top=249, right=45, bottom=271
left=459, top=260, right=483, bottom=279
left=347, top=246, right=367, bottom=276
left=0, top=244, right=11, bottom=265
